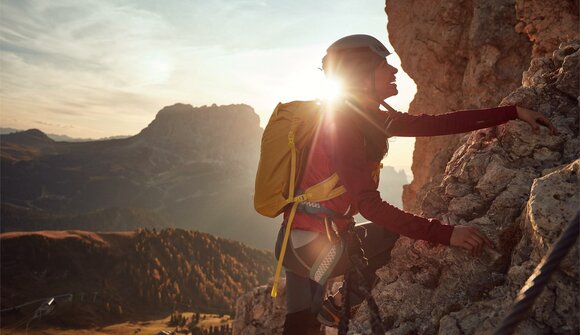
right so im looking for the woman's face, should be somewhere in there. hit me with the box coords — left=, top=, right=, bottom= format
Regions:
left=371, top=60, right=398, bottom=100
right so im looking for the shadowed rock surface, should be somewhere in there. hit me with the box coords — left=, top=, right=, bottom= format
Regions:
left=387, top=0, right=533, bottom=213
left=233, top=278, right=286, bottom=335
left=515, top=0, right=580, bottom=57
left=387, top=0, right=578, bottom=214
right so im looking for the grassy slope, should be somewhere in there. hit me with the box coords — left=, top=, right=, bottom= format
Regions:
left=6, top=313, right=231, bottom=335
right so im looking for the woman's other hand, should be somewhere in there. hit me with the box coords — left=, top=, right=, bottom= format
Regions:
left=449, top=225, right=494, bottom=256
left=516, top=106, right=558, bottom=135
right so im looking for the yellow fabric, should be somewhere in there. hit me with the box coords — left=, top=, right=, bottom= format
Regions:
left=254, top=100, right=347, bottom=297
left=254, top=101, right=323, bottom=217
left=302, top=173, right=346, bottom=202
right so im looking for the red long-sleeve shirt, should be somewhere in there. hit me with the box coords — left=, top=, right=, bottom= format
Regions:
left=285, top=102, right=518, bottom=245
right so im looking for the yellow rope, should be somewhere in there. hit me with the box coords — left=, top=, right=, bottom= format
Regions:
left=271, top=129, right=298, bottom=297
left=271, top=201, right=299, bottom=297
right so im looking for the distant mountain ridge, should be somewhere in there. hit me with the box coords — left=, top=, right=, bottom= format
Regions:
left=378, top=166, right=408, bottom=208
left=0, top=127, right=130, bottom=142
left=1, top=103, right=276, bottom=249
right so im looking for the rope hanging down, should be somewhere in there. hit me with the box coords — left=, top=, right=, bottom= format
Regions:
left=338, top=229, right=385, bottom=335
left=494, top=211, right=579, bottom=335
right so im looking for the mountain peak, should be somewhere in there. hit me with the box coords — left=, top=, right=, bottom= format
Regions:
left=138, top=103, right=261, bottom=163
left=0, top=128, right=56, bottom=161
left=1, top=128, right=54, bottom=146
left=154, top=102, right=256, bottom=118
left=8, top=128, right=53, bottom=142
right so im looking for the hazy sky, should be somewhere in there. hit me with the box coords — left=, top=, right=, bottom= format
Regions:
left=0, top=0, right=417, bottom=173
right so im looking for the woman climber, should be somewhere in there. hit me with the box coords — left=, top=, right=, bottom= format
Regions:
left=266, top=34, right=558, bottom=334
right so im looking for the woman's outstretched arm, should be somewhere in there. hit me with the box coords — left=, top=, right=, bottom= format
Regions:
left=382, top=105, right=557, bottom=137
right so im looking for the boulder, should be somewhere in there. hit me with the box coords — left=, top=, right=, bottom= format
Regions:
left=233, top=279, right=286, bottom=335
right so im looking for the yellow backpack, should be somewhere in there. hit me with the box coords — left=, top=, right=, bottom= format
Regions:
left=254, top=100, right=346, bottom=297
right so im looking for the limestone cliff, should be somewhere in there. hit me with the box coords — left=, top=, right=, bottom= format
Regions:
left=515, top=0, right=580, bottom=57
left=387, top=0, right=578, bottom=214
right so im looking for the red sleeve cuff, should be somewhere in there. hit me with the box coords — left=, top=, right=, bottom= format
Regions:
left=430, top=219, right=454, bottom=245
left=500, top=105, right=519, bottom=121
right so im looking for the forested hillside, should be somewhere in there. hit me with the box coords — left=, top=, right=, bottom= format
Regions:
left=1, top=229, right=275, bottom=328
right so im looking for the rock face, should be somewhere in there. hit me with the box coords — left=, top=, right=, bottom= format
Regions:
left=348, top=41, right=579, bottom=334
left=515, top=0, right=580, bottom=57
left=386, top=0, right=579, bottom=214
left=386, top=0, right=533, bottom=213
left=233, top=279, right=286, bottom=335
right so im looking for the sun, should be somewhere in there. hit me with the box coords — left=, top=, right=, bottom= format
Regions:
left=321, top=78, right=343, bottom=101
left=142, top=54, right=173, bottom=85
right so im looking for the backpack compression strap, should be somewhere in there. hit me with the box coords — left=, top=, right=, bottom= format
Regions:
left=271, top=131, right=346, bottom=297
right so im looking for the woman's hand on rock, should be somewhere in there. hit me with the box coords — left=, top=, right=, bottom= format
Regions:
left=516, top=106, right=558, bottom=135
left=449, top=225, right=494, bottom=257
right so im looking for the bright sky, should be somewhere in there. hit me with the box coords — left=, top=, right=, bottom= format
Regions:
left=0, top=0, right=417, bottom=174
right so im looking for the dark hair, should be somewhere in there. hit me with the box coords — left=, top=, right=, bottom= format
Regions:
left=337, top=101, right=389, bottom=162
